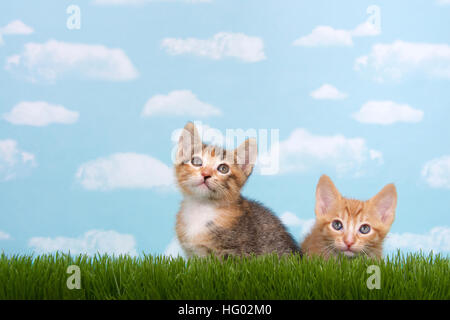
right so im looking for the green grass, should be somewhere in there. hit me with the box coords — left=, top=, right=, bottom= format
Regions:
left=0, top=252, right=448, bottom=300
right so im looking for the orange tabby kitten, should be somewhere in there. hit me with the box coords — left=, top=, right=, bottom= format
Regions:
left=301, top=175, right=397, bottom=259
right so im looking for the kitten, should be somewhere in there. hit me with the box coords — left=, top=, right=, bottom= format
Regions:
left=301, top=175, right=397, bottom=259
left=175, top=122, right=300, bottom=258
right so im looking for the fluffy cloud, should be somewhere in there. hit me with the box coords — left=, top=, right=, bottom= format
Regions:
left=437, top=0, right=450, bottom=5
left=310, top=84, right=347, bottom=100
left=164, top=237, right=186, bottom=258
left=0, top=20, right=33, bottom=45
left=280, top=212, right=314, bottom=240
left=421, top=156, right=450, bottom=189
left=94, top=0, right=210, bottom=4
left=29, top=229, right=138, bottom=256
left=0, top=139, right=36, bottom=181
left=275, top=128, right=382, bottom=176
left=355, top=41, right=450, bottom=80
left=5, top=40, right=138, bottom=82
left=142, top=90, right=221, bottom=117
left=1, top=20, right=34, bottom=35
left=280, top=212, right=303, bottom=227
left=0, top=231, right=11, bottom=240
left=3, top=101, right=79, bottom=126
left=76, top=153, right=173, bottom=191
left=161, top=32, right=266, bottom=62
left=385, top=227, right=450, bottom=255
left=293, top=26, right=353, bottom=47
left=351, top=21, right=380, bottom=37
left=293, top=21, right=380, bottom=47
left=352, top=101, right=424, bottom=125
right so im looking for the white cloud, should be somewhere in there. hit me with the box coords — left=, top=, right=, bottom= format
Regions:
left=281, top=212, right=314, bottom=233
left=421, top=156, right=450, bottom=189
left=5, top=40, right=138, bottom=82
left=4, top=101, right=79, bottom=126
left=385, top=227, right=450, bottom=255
left=164, top=237, right=186, bottom=258
left=280, top=212, right=315, bottom=241
left=369, top=150, right=384, bottom=164
left=0, top=139, right=36, bottom=181
left=352, top=101, right=424, bottom=125
left=293, top=26, right=353, bottom=47
left=355, top=41, right=450, bottom=80
left=29, top=229, right=138, bottom=256
left=280, top=211, right=303, bottom=227
left=94, top=0, right=210, bottom=4
left=293, top=20, right=380, bottom=48
left=0, top=20, right=33, bottom=46
left=5, top=54, right=20, bottom=66
left=276, top=128, right=383, bottom=176
left=142, top=90, right=221, bottom=117
left=351, top=21, right=380, bottom=37
left=1, top=20, right=34, bottom=35
left=354, top=55, right=368, bottom=69
left=437, top=0, right=450, bottom=5
left=76, top=153, right=173, bottom=191
left=0, top=231, right=11, bottom=240
left=310, top=84, right=347, bottom=100
left=161, top=32, right=266, bottom=62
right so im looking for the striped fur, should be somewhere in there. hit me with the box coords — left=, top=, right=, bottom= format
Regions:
left=175, top=122, right=300, bottom=258
left=301, top=175, right=397, bottom=259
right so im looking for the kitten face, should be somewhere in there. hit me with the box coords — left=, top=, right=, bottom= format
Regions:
left=313, top=175, right=397, bottom=258
left=175, top=122, right=257, bottom=201
left=314, top=199, right=389, bottom=258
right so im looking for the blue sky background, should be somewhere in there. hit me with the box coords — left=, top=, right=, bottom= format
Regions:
left=1, top=0, right=449, bottom=256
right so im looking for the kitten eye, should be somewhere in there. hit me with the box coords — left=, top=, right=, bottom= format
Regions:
left=359, top=224, right=371, bottom=234
left=217, top=164, right=229, bottom=174
left=191, top=157, right=203, bottom=167
left=331, top=220, right=343, bottom=231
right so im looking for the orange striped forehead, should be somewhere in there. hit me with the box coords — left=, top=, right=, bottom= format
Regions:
left=344, top=199, right=366, bottom=217
left=333, top=198, right=370, bottom=224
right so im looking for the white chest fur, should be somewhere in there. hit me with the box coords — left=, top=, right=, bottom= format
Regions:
left=181, top=198, right=219, bottom=239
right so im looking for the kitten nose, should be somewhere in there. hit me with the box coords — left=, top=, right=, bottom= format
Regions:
left=344, top=238, right=354, bottom=248
left=201, top=169, right=212, bottom=180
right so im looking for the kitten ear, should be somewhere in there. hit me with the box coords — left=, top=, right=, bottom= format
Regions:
left=235, top=138, right=257, bottom=176
left=370, top=183, right=397, bottom=226
left=176, top=122, right=202, bottom=164
left=315, top=175, right=341, bottom=216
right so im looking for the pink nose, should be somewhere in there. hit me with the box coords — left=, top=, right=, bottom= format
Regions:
left=201, top=169, right=212, bottom=178
left=344, top=239, right=354, bottom=248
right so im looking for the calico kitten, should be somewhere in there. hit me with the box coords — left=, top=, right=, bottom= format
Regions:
left=301, top=175, right=397, bottom=259
left=175, top=122, right=300, bottom=258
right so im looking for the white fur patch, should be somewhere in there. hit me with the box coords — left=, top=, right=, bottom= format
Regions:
left=181, top=198, right=219, bottom=239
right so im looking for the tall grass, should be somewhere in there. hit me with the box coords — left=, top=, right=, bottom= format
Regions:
left=0, top=252, right=448, bottom=300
